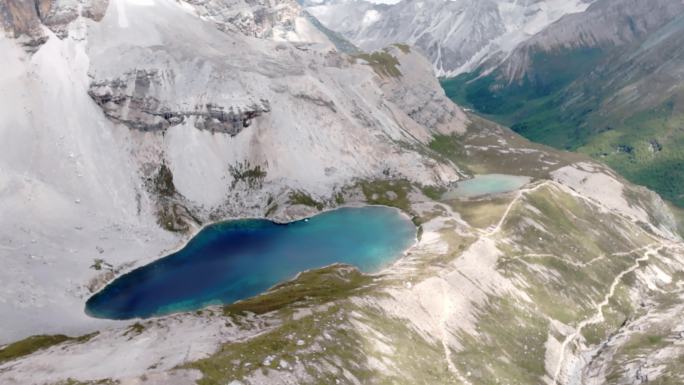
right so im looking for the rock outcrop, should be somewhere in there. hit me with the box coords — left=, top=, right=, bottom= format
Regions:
left=0, top=0, right=49, bottom=49
left=185, top=0, right=335, bottom=46
left=499, top=0, right=684, bottom=82
left=88, top=70, right=271, bottom=134
left=0, top=0, right=108, bottom=50
left=185, top=0, right=300, bottom=39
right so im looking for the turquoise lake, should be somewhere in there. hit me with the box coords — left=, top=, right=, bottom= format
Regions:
left=85, top=206, right=416, bottom=320
left=442, top=174, right=531, bottom=199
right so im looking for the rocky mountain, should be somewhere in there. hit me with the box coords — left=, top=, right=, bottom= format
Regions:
left=303, top=0, right=595, bottom=76
left=0, top=0, right=466, bottom=343
left=1, top=0, right=684, bottom=385
left=442, top=0, right=684, bottom=207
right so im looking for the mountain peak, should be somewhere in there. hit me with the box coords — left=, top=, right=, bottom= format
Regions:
left=305, top=0, right=596, bottom=76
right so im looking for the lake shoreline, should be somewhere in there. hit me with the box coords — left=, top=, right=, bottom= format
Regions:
left=86, top=205, right=418, bottom=320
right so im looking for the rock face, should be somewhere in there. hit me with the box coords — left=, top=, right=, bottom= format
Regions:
left=39, top=0, right=108, bottom=37
left=304, top=0, right=595, bottom=76
left=88, top=70, right=271, bottom=134
left=507, top=0, right=684, bottom=121
left=186, top=0, right=335, bottom=46
left=379, top=45, right=466, bottom=135
left=0, top=0, right=108, bottom=49
left=499, top=0, right=684, bottom=82
left=185, top=0, right=299, bottom=38
left=0, top=0, right=49, bottom=48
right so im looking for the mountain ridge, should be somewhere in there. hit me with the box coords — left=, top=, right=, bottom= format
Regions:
left=304, top=0, right=595, bottom=76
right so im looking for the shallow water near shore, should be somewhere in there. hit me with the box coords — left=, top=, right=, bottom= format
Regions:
left=442, top=174, right=531, bottom=199
left=85, top=206, right=416, bottom=320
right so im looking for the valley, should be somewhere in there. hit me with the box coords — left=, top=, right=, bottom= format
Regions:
left=441, top=0, right=684, bottom=208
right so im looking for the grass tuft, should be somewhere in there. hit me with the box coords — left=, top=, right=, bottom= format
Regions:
left=288, top=191, right=324, bottom=210
left=223, top=264, right=372, bottom=315
left=0, top=332, right=99, bottom=365
left=229, top=161, right=267, bottom=189
left=353, top=51, right=402, bottom=78
left=358, top=179, right=412, bottom=213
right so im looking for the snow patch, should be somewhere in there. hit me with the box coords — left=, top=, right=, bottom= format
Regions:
left=362, top=10, right=381, bottom=27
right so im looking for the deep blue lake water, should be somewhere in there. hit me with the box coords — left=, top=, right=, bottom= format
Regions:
left=85, top=206, right=416, bottom=320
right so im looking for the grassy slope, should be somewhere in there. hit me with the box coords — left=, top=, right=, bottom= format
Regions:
left=441, top=48, right=604, bottom=149
left=441, top=46, right=684, bottom=208
left=0, top=335, right=72, bottom=364
left=579, top=101, right=684, bottom=207
left=0, top=333, right=98, bottom=365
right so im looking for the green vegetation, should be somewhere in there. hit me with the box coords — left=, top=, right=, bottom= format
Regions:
left=455, top=295, right=550, bottom=384
left=424, top=120, right=575, bottom=178
left=334, top=191, right=345, bottom=205
left=618, top=331, right=669, bottom=355
left=0, top=332, right=99, bottom=365
left=156, top=202, right=192, bottom=233
left=579, top=101, right=684, bottom=207
left=358, top=179, right=412, bottom=213
left=189, top=298, right=459, bottom=385
left=90, top=258, right=110, bottom=271
left=428, top=134, right=468, bottom=166
left=497, top=186, right=651, bottom=324
left=73, top=332, right=100, bottom=343
left=264, top=203, right=278, bottom=217
left=152, top=163, right=176, bottom=197
left=393, top=43, right=411, bottom=54
left=124, top=322, right=146, bottom=337
left=441, top=48, right=604, bottom=149
left=420, top=185, right=446, bottom=201
left=447, top=196, right=511, bottom=229
left=229, top=161, right=267, bottom=189
left=147, top=163, right=195, bottom=232
left=0, top=335, right=71, bottom=364
left=288, top=191, right=324, bottom=210
left=581, top=283, right=633, bottom=345
left=187, top=303, right=380, bottom=384
left=441, top=43, right=684, bottom=208
left=223, top=264, right=372, bottom=315
left=353, top=51, right=402, bottom=78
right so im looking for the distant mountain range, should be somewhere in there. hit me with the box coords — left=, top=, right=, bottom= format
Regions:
left=303, top=0, right=595, bottom=76
left=442, top=0, right=684, bottom=207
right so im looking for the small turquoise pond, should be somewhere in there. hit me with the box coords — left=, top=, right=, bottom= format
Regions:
left=85, top=206, right=416, bottom=320
left=442, top=174, right=531, bottom=199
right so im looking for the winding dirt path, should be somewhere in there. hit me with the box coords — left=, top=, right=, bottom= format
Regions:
left=434, top=179, right=679, bottom=384
left=551, top=245, right=664, bottom=384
